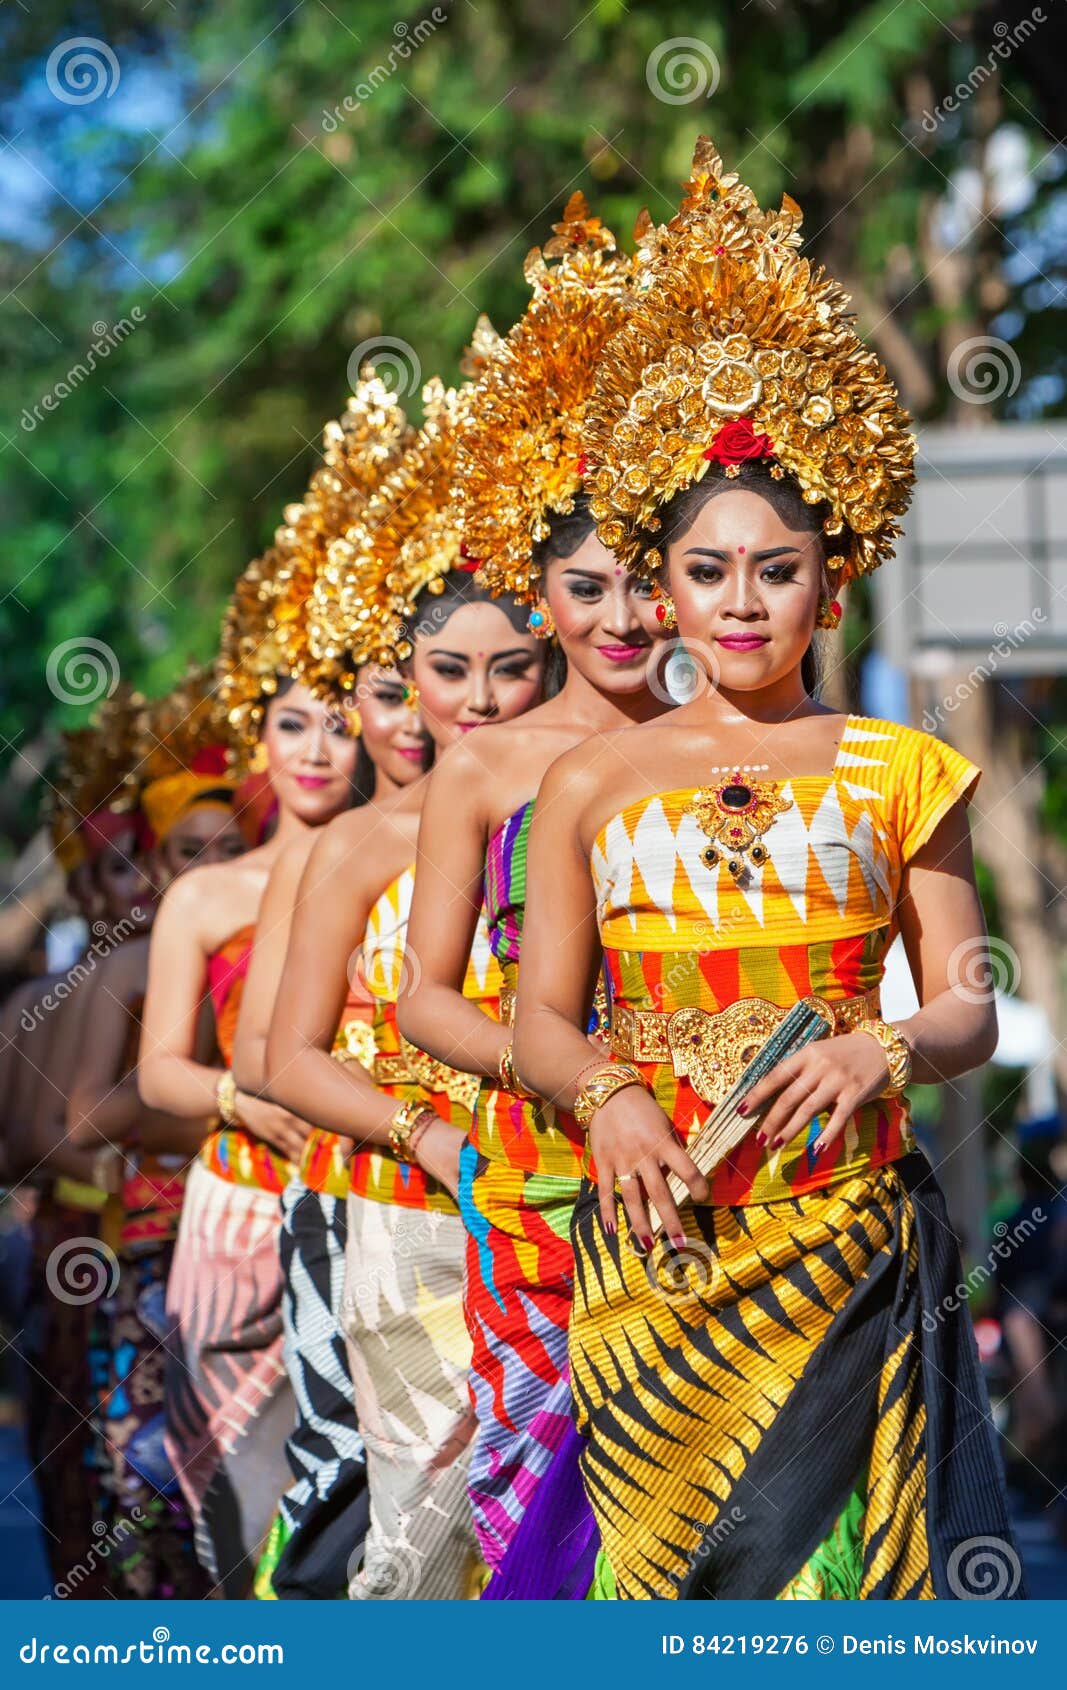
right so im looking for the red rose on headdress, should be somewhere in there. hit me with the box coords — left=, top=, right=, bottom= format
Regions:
left=703, top=418, right=776, bottom=464
left=576, top=452, right=588, bottom=478
left=191, top=744, right=230, bottom=777
left=456, top=542, right=481, bottom=573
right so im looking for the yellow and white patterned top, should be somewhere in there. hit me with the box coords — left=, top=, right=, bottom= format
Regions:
left=590, top=716, right=981, bottom=1204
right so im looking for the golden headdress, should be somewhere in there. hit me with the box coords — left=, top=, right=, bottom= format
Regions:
left=585, top=138, right=917, bottom=585
left=454, top=194, right=631, bottom=603
left=217, top=372, right=414, bottom=745
left=136, top=663, right=241, bottom=843
left=49, top=684, right=145, bottom=868
left=306, top=321, right=500, bottom=680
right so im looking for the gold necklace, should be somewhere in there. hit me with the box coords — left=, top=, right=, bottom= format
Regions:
left=684, top=771, right=792, bottom=879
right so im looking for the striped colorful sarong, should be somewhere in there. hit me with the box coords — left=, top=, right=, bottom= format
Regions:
left=459, top=1145, right=589, bottom=1579
left=163, top=1160, right=292, bottom=1596
left=570, top=1152, right=1024, bottom=1600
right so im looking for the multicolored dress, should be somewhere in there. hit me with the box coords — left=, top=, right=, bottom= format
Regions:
left=570, top=716, right=1022, bottom=1599
left=257, top=996, right=378, bottom=1601
left=163, top=924, right=295, bottom=1597
left=461, top=800, right=598, bottom=1598
left=99, top=995, right=207, bottom=1597
left=342, top=864, right=502, bottom=1600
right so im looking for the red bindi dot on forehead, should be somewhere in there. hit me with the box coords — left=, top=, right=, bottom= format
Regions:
left=737, top=545, right=746, bottom=554
left=615, top=568, right=621, bottom=576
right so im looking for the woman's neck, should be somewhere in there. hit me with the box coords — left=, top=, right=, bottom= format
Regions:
left=693, top=669, right=829, bottom=729
left=550, top=661, right=665, bottom=734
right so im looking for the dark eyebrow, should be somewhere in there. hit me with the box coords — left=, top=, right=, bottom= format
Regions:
left=489, top=647, right=537, bottom=660
left=426, top=650, right=470, bottom=661
left=684, top=546, right=801, bottom=560
left=560, top=567, right=609, bottom=581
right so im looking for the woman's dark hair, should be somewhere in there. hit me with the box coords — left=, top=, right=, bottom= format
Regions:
left=527, top=493, right=599, bottom=698
left=409, top=569, right=531, bottom=645
left=651, top=462, right=850, bottom=698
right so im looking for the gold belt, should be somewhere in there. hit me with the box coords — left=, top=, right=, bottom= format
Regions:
left=373, top=1041, right=481, bottom=1114
left=331, top=1018, right=377, bottom=1071
left=609, top=988, right=881, bottom=1109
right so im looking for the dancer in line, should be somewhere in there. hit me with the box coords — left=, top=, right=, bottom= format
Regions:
left=398, top=195, right=670, bottom=1595
left=67, top=667, right=247, bottom=1596
left=139, top=478, right=362, bottom=1594
left=514, top=138, right=1021, bottom=1601
left=266, top=375, right=544, bottom=1599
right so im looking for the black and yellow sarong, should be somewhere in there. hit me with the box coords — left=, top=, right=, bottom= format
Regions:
left=570, top=1152, right=1023, bottom=1600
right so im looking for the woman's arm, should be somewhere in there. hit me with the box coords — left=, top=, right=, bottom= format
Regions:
left=265, top=816, right=399, bottom=1145
left=233, top=835, right=316, bottom=1096
left=138, top=870, right=226, bottom=1118
left=67, top=948, right=145, bottom=1149
left=514, top=749, right=707, bottom=1246
left=398, top=741, right=508, bottom=1078
left=743, top=800, right=998, bottom=1151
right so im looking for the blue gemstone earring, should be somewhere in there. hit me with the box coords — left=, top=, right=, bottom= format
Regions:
left=527, top=601, right=556, bottom=639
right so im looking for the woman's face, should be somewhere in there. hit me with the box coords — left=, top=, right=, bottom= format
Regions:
left=542, top=530, right=663, bottom=696
left=352, top=665, right=431, bottom=785
left=155, top=803, right=247, bottom=885
left=412, top=601, right=544, bottom=751
left=94, top=829, right=155, bottom=930
left=259, top=681, right=359, bottom=823
left=666, top=487, right=824, bottom=692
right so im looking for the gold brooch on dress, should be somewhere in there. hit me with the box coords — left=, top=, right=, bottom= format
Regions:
left=684, top=774, right=791, bottom=878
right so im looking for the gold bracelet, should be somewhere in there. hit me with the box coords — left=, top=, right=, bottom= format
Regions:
left=388, top=1099, right=435, bottom=1164
left=215, top=1070, right=239, bottom=1126
left=573, top=1062, right=648, bottom=1130
left=855, top=1019, right=913, bottom=1097
left=498, top=1042, right=535, bottom=1100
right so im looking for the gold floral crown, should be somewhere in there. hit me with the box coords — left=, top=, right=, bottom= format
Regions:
left=453, top=194, right=631, bottom=604
left=306, top=344, right=497, bottom=679
left=135, top=663, right=242, bottom=842
left=217, top=372, right=414, bottom=744
left=48, top=684, right=144, bottom=865
left=585, top=138, right=916, bottom=586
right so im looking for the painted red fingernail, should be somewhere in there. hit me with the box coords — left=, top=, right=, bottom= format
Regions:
left=671, top=1234, right=686, bottom=1249
left=737, top=1101, right=749, bottom=1116
left=642, top=1235, right=654, bottom=1252
left=754, top=1130, right=766, bottom=1145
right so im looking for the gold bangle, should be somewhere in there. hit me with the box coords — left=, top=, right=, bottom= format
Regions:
left=855, top=1019, right=913, bottom=1097
left=573, top=1062, right=648, bottom=1129
left=388, top=1099, right=435, bottom=1163
left=498, top=1042, right=535, bottom=1100
left=215, top=1070, right=239, bottom=1126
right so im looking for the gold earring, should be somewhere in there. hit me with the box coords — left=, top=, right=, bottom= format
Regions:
left=248, top=741, right=268, bottom=774
left=346, top=706, right=362, bottom=737
left=527, top=601, right=555, bottom=640
left=402, top=682, right=420, bottom=711
left=655, top=596, right=677, bottom=632
left=816, top=596, right=842, bottom=630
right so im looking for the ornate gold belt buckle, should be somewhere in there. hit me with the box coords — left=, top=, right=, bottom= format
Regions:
left=399, top=1035, right=480, bottom=1114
